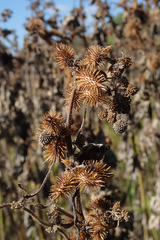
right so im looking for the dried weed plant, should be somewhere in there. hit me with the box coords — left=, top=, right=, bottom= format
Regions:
left=0, top=40, right=138, bottom=240
left=1, top=0, right=160, bottom=239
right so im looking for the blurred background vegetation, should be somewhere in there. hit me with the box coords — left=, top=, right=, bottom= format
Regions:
left=0, top=0, right=160, bottom=239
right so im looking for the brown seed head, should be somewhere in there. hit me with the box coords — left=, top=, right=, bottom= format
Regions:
left=113, top=120, right=128, bottom=134
left=40, top=110, right=65, bottom=136
left=49, top=170, right=77, bottom=200
left=76, top=67, right=108, bottom=107
left=106, top=112, right=116, bottom=124
left=116, top=113, right=129, bottom=123
left=64, top=84, right=83, bottom=111
left=106, top=100, right=119, bottom=112
left=81, top=45, right=112, bottom=68
left=98, top=109, right=108, bottom=120
left=38, top=130, right=55, bottom=147
left=74, top=161, right=113, bottom=192
left=54, top=43, right=75, bottom=69
left=43, top=137, right=66, bottom=163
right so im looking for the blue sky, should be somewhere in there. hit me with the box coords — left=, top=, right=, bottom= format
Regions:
left=0, top=0, right=76, bottom=49
left=0, top=0, right=119, bottom=50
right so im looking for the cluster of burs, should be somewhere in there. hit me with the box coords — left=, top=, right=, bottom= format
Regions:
left=55, top=43, right=138, bottom=135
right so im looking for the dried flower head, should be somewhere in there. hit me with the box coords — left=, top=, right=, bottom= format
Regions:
left=39, top=110, right=66, bottom=136
left=49, top=170, right=77, bottom=200
left=74, top=161, right=113, bottom=192
left=43, top=137, right=66, bottom=163
left=76, top=67, right=108, bottom=107
left=106, top=100, right=119, bottom=112
left=64, top=84, right=82, bottom=111
left=89, top=219, right=108, bottom=240
left=98, top=109, right=108, bottom=120
left=116, top=113, right=129, bottom=123
left=54, top=43, right=75, bottom=69
left=38, top=130, right=55, bottom=147
left=106, top=111, right=116, bottom=124
left=113, top=113, right=129, bottom=134
left=87, top=199, right=129, bottom=239
left=111, top=201, right=130, bottom=222
left=126, top=83, right=139, bottom=96
left=113, top=119, right=128, bottom=134
left=81, top=45, right=112, bottom=68
left=109, top=56, right=132, bottom=77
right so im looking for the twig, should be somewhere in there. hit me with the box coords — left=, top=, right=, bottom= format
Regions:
left=78, top=107, right=86, bottom=134
left=0, top=203, right=12, bottom=209
left=0, top=203, right=51, bottom=228
left=65, top=82, right=76, bottom=158
left=23, top=206, right=52, bottom=227
left=131, top=134, right=149, bottom=240
left=57, top=227, right=72, bottom=240
left=72, top=189, right=85, bottom=240
left=61, top=222, right=74, bottom=229
left=66, top=83, right=76, bottom=128
left=24, top=142, right=58, bottom=199
left=55, top=206, right=74, bottom=219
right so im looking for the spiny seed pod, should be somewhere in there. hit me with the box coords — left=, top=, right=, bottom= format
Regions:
left=54, top=43, right=75, bottom=69
left=41, top=110, right=65, bottom=136
left=116, top=113, right=129, bottom=123
left=81, top=45, right=112, bottom=69
left=106, top=112, right=116, bottom=124
left=75, top=67, right=108, bottom=107
left=113, top=120, right=128, bottom=134
left=39, top=130, right=55, bottom=147
left=106, top=100, right=119, bottom=112
left=98, top=109, right=108, bottom=120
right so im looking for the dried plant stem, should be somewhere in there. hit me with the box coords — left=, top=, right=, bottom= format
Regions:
left=79, top=107, right=87, bottom=133
left=0, top=203, right=51, bottom=227
left=72, top=189, right=85, bottom=240
left=0, top=203, right=12, bottom=209
left=0, top=203, right=72, bottom=239
left=24, top=143, right=58, bottom=199
left=131, top=135, right=149, bottom=240
left=137, top=168, right=149, bottom=240
left=66, top=83, right=76, bottom=128
left=61, top=222, right=74, bottom=229
left=55, top=206, right=74, bottom=219
left=0, top=192, right=4, bottom=240
left=23, top=206, right=52, bottom=227
left=57, top=227, right=72, bottom=240
left=65, top=83, right=76, bottom=158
